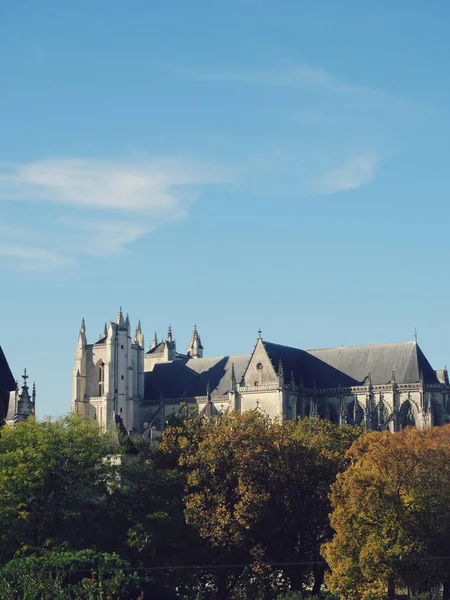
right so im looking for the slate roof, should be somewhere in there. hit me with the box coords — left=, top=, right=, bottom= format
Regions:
left=0, top=347, right=15, bottom=392
left=263, top=340, right=438, bottom=388
left=146, top=342, right=165, bottom=355
left=0, top=346, right=15, bottom=421
left=144, top=354, right=251, bottom=402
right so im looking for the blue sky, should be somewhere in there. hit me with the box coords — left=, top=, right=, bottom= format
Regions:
left=1, top=1, right=450, bottom=417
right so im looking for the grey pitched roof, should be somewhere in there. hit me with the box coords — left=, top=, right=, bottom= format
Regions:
left=0, top=346, right=15, bottom=422
left=144, top=354, right=251, bottom=402
left=0, top=346, right=15, bottom=392
left=263, top=340, right=438, bottom=388
left=146, top=342, right=165, bottom=355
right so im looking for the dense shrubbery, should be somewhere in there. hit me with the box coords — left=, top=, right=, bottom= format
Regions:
left=1, top=414, right=450, bottom=599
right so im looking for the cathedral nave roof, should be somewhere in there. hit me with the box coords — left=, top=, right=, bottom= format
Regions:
left=263, top=340, right=438, bottom=388
left=144, top=354, right=251, bottom=402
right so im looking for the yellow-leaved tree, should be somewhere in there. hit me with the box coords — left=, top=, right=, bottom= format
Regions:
left=322, top=425, right=450, bottom=600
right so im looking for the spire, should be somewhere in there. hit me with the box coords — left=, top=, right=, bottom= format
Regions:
left=32, top=382, right=36, bottom=413
left=22, top=368, right=29, bottom=388
left=134, top=320, right=144, bottom=347
left=202, top=384, right=214, bottom=419
left=230, top=362, right=237, bottom=392
left=391, top=370, right=396, bottom=384
left=187, top=324, right=203, bottom=358
left=290, top=371, right=296, bottom=391
left=167, top=325, right=173, bottom=343
left=414, top=327, right=418, bottom=344
left=150, top=331, right=158, bottom=350
left=116, top=307, right=125, bottom=329
left=15, top=369, right=32, bottom=422
left=78, top=318, right=87, bottom=348
left=339, top=395, right=347, bottom=426
left=278, top=359, right=284, bottom=386
left=257, top=328, right=262, bottom=340
left=104, top=322, right=108, bottom=338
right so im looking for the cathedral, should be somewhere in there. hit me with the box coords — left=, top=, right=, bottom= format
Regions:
left=72, top=309, right=450, bottom=437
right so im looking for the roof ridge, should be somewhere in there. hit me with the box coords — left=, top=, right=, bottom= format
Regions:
left=307, top=341, right=416, bottom=352
left=187, top=353, right=252, bottom=361
left=263, top=339, right=417, bottom=354
left=263, top=340, right=304, bottom=352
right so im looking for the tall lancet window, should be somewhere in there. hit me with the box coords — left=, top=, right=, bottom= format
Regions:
left=98, top=363, right=104, bottom=397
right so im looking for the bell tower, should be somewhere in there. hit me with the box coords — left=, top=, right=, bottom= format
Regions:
left=71, top=309, right=145, bottom=432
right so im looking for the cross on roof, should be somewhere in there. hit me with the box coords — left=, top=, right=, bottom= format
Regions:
left=22, top=368, right=28, bottom=386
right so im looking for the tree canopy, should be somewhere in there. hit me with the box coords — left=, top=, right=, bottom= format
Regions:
left=322, top=425, right=450, bottom=600
left=2, top=411, right=449, bottom=600
left=0, top=414, right=118, bottom=563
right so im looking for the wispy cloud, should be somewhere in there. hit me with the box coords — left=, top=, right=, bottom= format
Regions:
left=0, top=158, right=230, bottom=212
left=315, top=155, right=378, bottom=195
left=59, top=217, right=154, bottom=257
left=0, top=244, right=73, bottom=271
left=0, top=157, right=232, bottom=270
left=165, top=62, right=390, bottom=99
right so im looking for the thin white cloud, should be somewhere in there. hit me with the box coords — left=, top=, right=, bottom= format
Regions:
left=0, top=156, right=232, bottom=270
left=59, top=217, right=155, bottom=257
left=166, top=62, right=390, bottom=99
left=0, top=244, right=73, bottom=271
left=0, top=158, right=231, bottom=212
left=315, top=155, right=378, bottom=195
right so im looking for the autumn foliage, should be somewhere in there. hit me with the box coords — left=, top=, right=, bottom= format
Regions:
left=323, top=425, right=450, bottom=600
left=2, top=413, right=450, bottom=599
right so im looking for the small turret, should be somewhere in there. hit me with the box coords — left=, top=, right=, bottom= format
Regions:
left=134, top=319, right=144, bottom=348
left=187, top=325, right=203, bottom=359
left=164, top=325, right=176, bottom=361
left=15, top=368, right=33, bottom=423
left=290, top=370, right=296, bottom=392
left=32, top=381, right=36, bottom=414
left=116, top=307, right=126, bottom=330
left=150, top=332, right=158, bottom=350
left=278, top=358, right=284, bottom=386
left=78, top=318, right=87, bottom=348
left=230, top=362, right=237, bottom=392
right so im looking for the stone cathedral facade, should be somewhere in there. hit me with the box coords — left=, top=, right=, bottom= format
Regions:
left=72, top=309, right=450, bottom=437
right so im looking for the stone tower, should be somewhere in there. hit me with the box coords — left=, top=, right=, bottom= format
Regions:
left=72, top=308, right=145, bottom=431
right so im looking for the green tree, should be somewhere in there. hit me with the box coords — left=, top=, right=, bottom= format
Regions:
left=0, top=415, right=119, bottom=563
left=106, top=439, right=200, bottom=597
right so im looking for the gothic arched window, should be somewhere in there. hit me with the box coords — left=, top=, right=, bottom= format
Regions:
left=98, top=362, right=104, bottom=397
left=399, top=400, right=415, bottom=429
